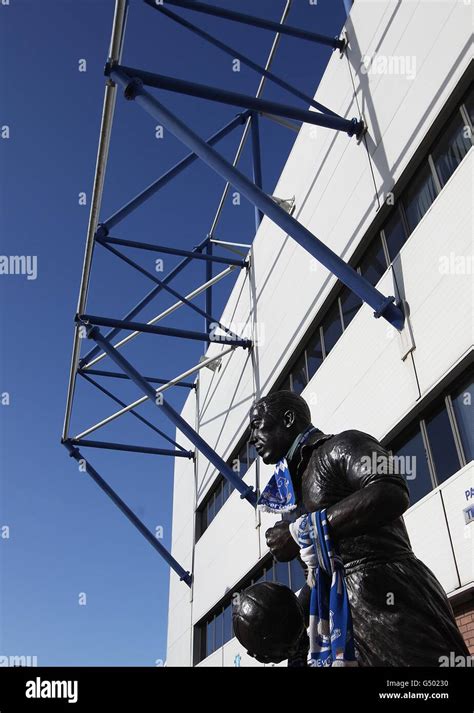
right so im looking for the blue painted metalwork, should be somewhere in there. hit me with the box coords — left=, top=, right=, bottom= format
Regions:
left=250, top=113, right=263, bottom=230
left=102, top=111, right=250, bottom=232
left=145, top=0, right=341, bottom=119
left=149, top=0, right=345, bottom=49
left=80, top=236, right=210, bottom=367
left=100, top=235, right=246, bottom=267
left=79, top=322, right=258, bottom=506
left=79, top=313, right=252, bottom=347
left=343, top=0, right=354, bottom=17
left=63, top=440, right=192, bottom=587
left=79, top=371, right=189, bottom=452
left=70, top=439, right=193, bottom=458
left=96, top=240, right=249, bottom=343
left=205, top=241, right=212, bottom=341
left=111, top=69, right=405, bottom=330
left=106, top=64, right=364, bottom=137
left=79, top=368, right=194, bottom=389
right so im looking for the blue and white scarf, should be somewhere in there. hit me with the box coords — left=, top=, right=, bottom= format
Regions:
left=257, top=426, right=316, bottom=514
left=290, top=510, right=358, bottom=667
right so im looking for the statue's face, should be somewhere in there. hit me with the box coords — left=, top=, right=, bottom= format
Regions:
left=249, top=404, right=296, bottom=464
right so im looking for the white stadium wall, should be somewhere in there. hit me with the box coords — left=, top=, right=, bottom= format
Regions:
left=166, top=0, right=473, bottom=666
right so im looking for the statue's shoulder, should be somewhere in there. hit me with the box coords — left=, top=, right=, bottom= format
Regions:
left=317, top=429, right=382, bottom=461
left=333, top=429, right=379, bottom=446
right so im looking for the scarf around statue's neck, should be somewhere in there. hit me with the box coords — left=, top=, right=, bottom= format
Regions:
left=257, top=425, right=318, bottom=514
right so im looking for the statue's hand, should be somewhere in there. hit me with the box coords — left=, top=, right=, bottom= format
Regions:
left=265, top=521, right=300, bottom=562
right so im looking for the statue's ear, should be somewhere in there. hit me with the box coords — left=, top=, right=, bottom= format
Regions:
left=283, top=409, right=295, bottom=428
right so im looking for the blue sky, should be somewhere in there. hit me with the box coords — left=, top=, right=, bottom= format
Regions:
left=0, top=0, right=347, bottom=666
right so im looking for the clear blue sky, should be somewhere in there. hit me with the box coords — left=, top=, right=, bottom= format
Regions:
left=0, top=0, right=347, bottom=666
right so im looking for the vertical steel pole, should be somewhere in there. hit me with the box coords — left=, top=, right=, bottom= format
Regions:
left=62, top=0, right=129, bottom=440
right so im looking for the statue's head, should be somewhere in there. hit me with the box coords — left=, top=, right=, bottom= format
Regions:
left=249, top=390, right=311, bottom=464
left=232, top=582, right=306, bottom=664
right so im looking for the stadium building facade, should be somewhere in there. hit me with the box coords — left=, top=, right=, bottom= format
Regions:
left=166, top=1, right=473, bottom=666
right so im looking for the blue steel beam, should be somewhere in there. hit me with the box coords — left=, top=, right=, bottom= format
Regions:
left=79, top=367, right=194, bottom=388
left=250, top=113, right=263, bottom=230
left=106, top=64, right=363, bottom=137
left=101, top=235, right=246, bottom=267
left=63, top=440, right=192, bottom=586
left=97, top=239, right=247, bottom=343
left=145, top=1, right=341, bottom=119
left=79, top=314, right=252, bottom=347
left=70, top=439, right=193, bottom=458
left=205, top=241, right=212, bottom=341
left=80, top=235, right=210, bottom=367
left=79, top=323, right=258, bottom=506
left=101, top=112, right=250, bottom=232
left=79, top=371, right=189, bottom=452
left=147, top=0, right=345, bottom=50
left=111, top=70, right=405, bottom=330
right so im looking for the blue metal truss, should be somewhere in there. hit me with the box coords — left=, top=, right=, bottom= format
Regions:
left=62, top=0, right=403, bottom=588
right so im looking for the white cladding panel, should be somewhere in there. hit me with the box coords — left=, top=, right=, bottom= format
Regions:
left=192, top=465, right=258, bottom=623
left=166, top=1, right=473, bottom=665
left=441, top=465, right=474, bottom=588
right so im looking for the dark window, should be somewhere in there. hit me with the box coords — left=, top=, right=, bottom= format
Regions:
left=290, top=559, right=306, bottom=591
left=392, top=425, right=432, bottom=505
left=462, top=83, right=474, bottom=127
left=281, top=375, right=292, bottom=391
left=451, top=376, right=474, bottom=463
left=215, top=483, right=223, bottom=513
left=321, top=303, right=343, bottom=357
left=274, top=560, right=290, bottom=587
left=206, top=617, right=215, bottom=658
left=223, top=603, right=233, bottom=645
left=424, top=404, right=461, bottom=485
left=402, top=163, right=437, bottom=233
left=248, top=443, right=257, bottom=467
left=265, top=561, right=274, bottom=582
left=214, top=610, right=223, bottom=650
left=237, top=443, right=248, bottom=476
left=358, top=235, right=388, bottom=286
left=291, top=353, right=308, bottom=395
left=431, top=109, right=472, bottom=188
left=339, top=286, right=362, bottom=330
left=223, top=478, right=232, bottom=504
left=207, top=493, right=215, bottom=526
left=383, top=209, right=408, bottom=262
left=200, top=505, right=208, bottom=533
left=306, top=331, right=323, bottom=380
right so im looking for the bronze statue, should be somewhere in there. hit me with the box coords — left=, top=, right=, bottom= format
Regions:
left=235, top=390, right=469, bottom=666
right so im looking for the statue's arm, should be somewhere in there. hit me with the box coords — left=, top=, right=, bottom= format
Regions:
left=327, top=481, right=409, bottom=540
left=326, top=430, right=410, bottom=541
